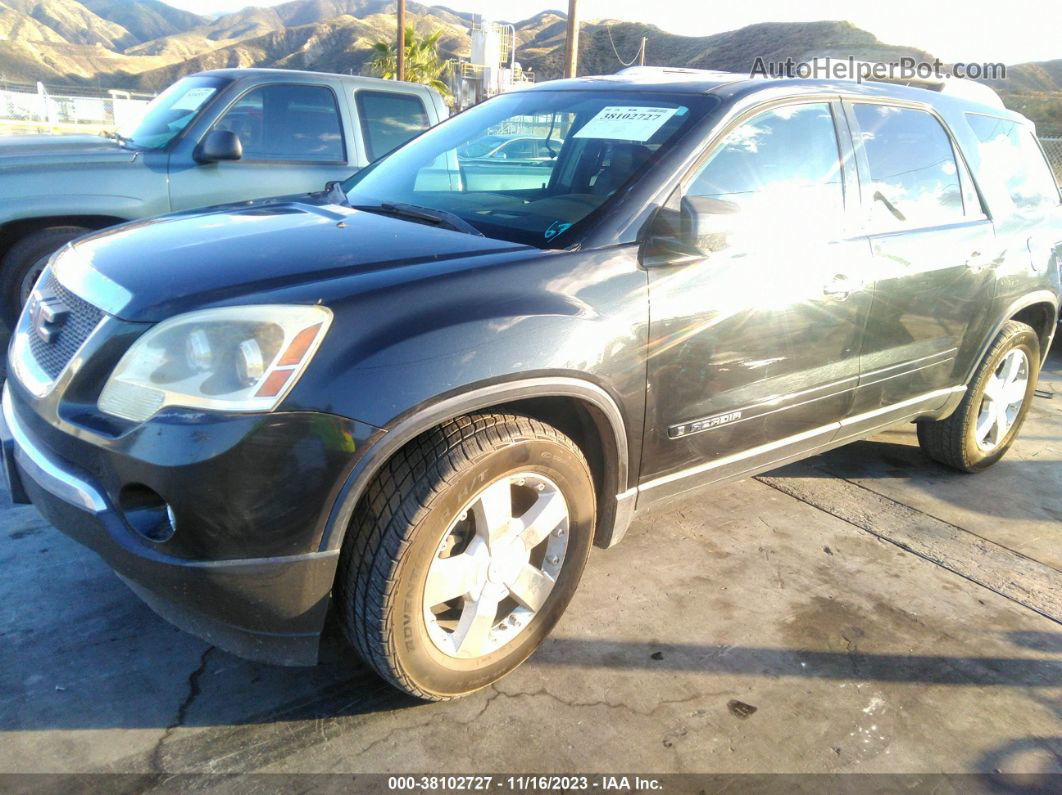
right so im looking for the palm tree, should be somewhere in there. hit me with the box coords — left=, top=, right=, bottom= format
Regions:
left=369, top=26, right=451, bottom=99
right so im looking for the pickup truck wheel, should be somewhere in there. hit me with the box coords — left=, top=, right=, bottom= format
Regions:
left=335, top=413, right=595, bottom=700
left=917, top=320, right=1040, bottom=472
left=0, top=226, right=90, bottom=328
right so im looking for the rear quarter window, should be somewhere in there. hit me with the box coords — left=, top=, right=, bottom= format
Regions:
left=355, top=90, right=430, bottom=162
left=965, top=114, right=1060, bottom=215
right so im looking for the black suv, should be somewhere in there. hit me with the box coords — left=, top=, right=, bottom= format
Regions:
left=3, top=69, right=1059, bottom=700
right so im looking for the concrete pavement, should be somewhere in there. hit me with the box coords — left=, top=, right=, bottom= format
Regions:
left=0, top=345, right=1059, bottom=778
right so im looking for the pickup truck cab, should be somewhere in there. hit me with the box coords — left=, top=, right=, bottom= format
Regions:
left=2, top=68, right=1059, bottom=701
left=0, top=68, right=448, bottom=326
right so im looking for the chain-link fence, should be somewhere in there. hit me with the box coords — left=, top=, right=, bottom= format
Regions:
left=1040, top=137, right=1062, bottom=186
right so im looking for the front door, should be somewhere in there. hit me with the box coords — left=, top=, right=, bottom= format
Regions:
left=639, top=100, right=872, bottom=500
left=169, top=82, right=353, bottom=212
left=844, top=102, right=999, bottom=423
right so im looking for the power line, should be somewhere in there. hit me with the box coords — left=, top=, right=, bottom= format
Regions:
left=606, top=24, right=642, bottom=68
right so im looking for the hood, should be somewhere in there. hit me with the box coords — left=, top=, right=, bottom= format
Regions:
left=0, top=134, right=139, bottom=167
left=55, top=198, right=533, bottom=322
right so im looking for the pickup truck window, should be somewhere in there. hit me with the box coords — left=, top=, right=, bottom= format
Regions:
left=966, top=114, right=1061, bottom=214
left=214, top=84, right=345, bottom=162
left=853, top=104, right=965, bottom=230
left=118, top=75, right=230, bottom=150
left=355, top=90, right=430, bottom=161
left=345, top=90, right=713, bottom=247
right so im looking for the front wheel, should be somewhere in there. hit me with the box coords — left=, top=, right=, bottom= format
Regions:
left=0, top=225, right=91, bottom=329
left=917, top=320, right=1040, bottom=472
left=335, top=413, right=596, bottom=700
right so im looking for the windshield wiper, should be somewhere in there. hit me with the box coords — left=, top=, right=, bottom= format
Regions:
left=354, top=201, right=483, bottom=237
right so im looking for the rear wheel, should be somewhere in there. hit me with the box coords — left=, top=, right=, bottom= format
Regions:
left=335, top=413, right=595, bottom=700
left=0, top=225, right=90, bottom=328
left=917, top=320, right=1040, bottom=472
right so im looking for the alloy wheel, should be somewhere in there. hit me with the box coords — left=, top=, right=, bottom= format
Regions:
left=975, top=348, right=1029, bottom=451
left=423, top=472, right=569, bottom=659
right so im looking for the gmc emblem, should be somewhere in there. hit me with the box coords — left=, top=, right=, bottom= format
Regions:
left=28, top=290, right=70, bottom=344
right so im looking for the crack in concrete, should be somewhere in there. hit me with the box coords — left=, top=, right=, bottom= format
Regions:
left=347, top=685, right=502, bottom=760
left=149, top=646, right=215, bottom=773
left=490, top=684, right=719, bottom=718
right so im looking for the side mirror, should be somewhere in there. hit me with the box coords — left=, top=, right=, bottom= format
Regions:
left=195, top=129, right=243, bottom=163
left=680, top=194, right=740, bottom=252
left=641, top=195, right=742, bottom=268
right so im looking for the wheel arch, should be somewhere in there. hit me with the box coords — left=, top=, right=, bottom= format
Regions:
left=966, top=291, right=1058, bottom=385
left=319, top=377, right=636, bottom=555
left=0, top=215, right=128, bottom=259
left=1008, top=299, right=1058, bottom=363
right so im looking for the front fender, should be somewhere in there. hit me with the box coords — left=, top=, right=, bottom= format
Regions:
left=285, top=246, right=650, bottom=551
left=0, top=157, right=170, bottom=227
left=316, top=375, right=635, bottom=553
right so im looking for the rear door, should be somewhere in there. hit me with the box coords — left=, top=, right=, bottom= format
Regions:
left=844, top=101, right=999, bottom=424
left=169, top=82, right=353, bottom=211
left=639, top=99, right=872, bottom=499
left=964, top=113, right=1062, bottom=319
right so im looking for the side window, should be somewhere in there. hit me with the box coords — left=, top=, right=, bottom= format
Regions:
left=680, top=103, right=844, bottom=251
left=214, top=84, right=344, bottom=162
left=355, top=91, right=430, bottom=162
left=966, top=114, right=1060, bottom=215
left=853, top=104, right=965, bottom=229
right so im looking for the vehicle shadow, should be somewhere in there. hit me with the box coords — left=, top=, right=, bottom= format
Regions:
left=761, top=341, right=1061, bottom=526
left=2, top=586, right=1060, bottom=734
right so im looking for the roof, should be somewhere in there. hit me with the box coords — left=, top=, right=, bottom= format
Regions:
left=194, top=68, right=436, bottom=93
left=525, top=66, right=1020, bottom=120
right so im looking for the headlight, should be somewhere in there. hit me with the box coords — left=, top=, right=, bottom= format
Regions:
left=98, top=305, right=332, bottom=422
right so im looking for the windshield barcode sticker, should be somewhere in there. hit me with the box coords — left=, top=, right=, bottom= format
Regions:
left=171, top=86, right=217, bottom=111
left=573, top=106, right=680, bottom=142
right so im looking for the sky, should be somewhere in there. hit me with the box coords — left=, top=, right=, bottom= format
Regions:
left=162, top=0, right=1060, bottom=65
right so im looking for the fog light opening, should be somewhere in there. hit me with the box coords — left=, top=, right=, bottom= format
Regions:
left=119, top=484, right=176, bottom=543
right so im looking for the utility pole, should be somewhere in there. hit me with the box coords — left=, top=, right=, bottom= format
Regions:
left=563, top=0, right=579, bottom=79
left=396, top=0, right=406, bottom=82
left=639, top=36, right=646, bottom=66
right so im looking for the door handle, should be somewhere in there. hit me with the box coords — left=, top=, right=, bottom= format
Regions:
left=822, top=274, right=854, bottom=299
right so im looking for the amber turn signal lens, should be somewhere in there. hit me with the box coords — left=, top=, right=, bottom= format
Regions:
left=255, top=368, right=294, bottom=398
left=278, top=323, right=323, bottom=366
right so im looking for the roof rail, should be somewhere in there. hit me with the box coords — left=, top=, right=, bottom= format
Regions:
left=617, top=66, right=742, bottom=78
left=807, top=58, right=1006, bottom=109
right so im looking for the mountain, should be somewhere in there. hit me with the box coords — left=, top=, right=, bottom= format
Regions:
left=0, top=4, right=69, bottom=43
left=0, top=0, right=136, bottom=48
left=80, top=0, right=207, bottom=43
left=0, top=0, right=1057, bottom=133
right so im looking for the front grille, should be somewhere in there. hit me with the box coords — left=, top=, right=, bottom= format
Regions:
left=25, top=270, right=105, bottom=380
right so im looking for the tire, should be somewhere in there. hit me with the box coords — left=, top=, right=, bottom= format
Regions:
left=917, top=320, right=1040, bottom=472
left=335, top=412, right=596, bottom=700
left=0, top=225, right=90, bottom=329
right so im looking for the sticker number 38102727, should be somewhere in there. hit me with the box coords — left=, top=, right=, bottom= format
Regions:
left=572, top=106, right=681, bottom=142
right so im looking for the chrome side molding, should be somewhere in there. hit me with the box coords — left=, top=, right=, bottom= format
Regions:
left=640, top=385, right=966, bottom=493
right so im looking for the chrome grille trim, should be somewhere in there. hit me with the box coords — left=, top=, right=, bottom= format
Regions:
left=9, top=267, right=107, bottom=398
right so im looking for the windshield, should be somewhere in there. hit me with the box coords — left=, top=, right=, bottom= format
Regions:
left=458, top=135, right=508, bottom=158
left=344, top=90, right=713, bottom=247
left=118, top=75, right=230, bottom=150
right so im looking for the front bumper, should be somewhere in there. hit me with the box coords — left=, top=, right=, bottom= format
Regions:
left=1, top=383, right=374, bottom=665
